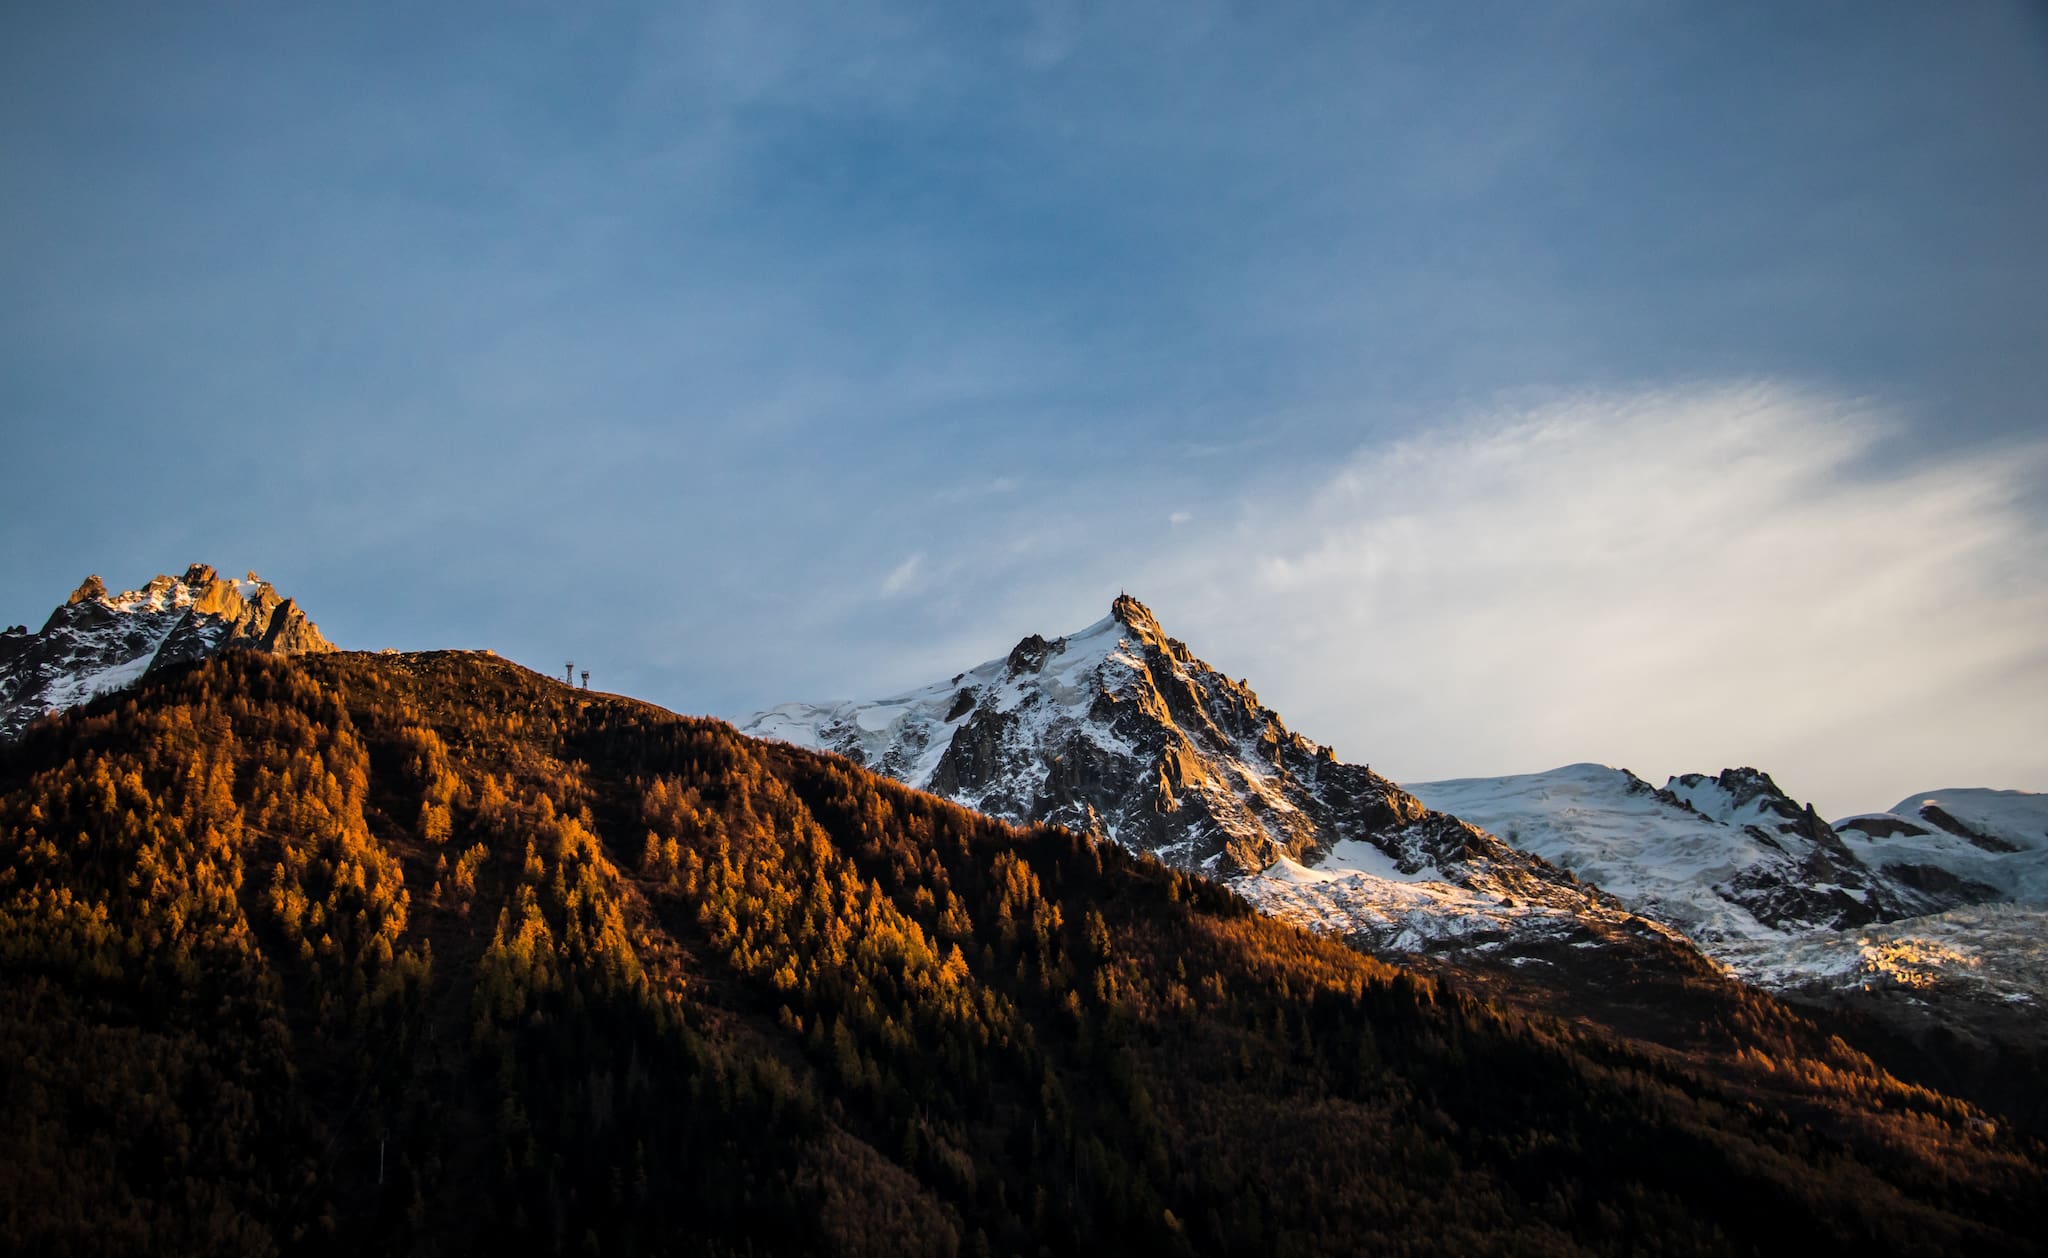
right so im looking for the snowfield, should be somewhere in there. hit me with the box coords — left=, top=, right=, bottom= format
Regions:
left=1405, top=764, right=1792, bottom=944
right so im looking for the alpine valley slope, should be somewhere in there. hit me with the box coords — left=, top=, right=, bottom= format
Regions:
left=744, top=596, right=1686, bottom=964
left=0, top=564, right=333, bottom=742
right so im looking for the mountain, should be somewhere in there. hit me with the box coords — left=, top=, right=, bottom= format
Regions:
left=1404, top=767, right=2047, bottom=980
left=0, top=563, right=333, bottom=741
left=744, top=597, right=1668, bottom=963
left=1407, top=765, right=2048, bottom=1113
left=741, top=601, right=2048, bottom=1131
left=749, top=595, right=1365, bottom=875
left=1836, top=789, right=2048, bottom=903
left=1756, top=789, right=2048, bottom=1061
left=4, top=646, right=2042, bottom=1254
left=1404, top=765, right=1992, bottom=953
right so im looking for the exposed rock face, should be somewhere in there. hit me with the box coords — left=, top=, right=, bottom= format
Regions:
left=743, top=597, right=1663, bottom=961
left=0, top=565, right=336, bottom=741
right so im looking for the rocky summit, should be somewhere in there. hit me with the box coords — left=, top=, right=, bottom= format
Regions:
left=0, top=563, right=334, bottom=741
left=744, top=596, right=1673, bottom=963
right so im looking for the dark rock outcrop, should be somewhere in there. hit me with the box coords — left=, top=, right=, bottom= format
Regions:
left=1914, top=804, right=2024, bottom=854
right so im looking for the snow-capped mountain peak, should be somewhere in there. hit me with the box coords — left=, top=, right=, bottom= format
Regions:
left=748, top=595, right=1390, bottom=872
left=1868, top=789, right=2048, bottom=854
left=0, top=564, right=335, bottom=741
left=1833, top=788, right=2048, bottom=904
left=744, top=597, right=1672, bottom=962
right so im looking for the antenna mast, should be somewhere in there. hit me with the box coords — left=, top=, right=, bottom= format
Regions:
left=565, top=661, right=575, bottom=685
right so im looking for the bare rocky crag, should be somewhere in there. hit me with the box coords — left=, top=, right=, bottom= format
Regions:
left=0, top=564, right=335, bottom=742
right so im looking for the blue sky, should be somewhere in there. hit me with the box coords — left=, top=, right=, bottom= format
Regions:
left=3, top=3, right=2045, bottom=815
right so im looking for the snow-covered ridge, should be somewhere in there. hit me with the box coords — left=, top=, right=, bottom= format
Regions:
left=1835, top=789, right=2048, bottom=910
left=1848, top=788, right=2048, bottom=853
left=0, top=564, right=335, bottom=741
left=1406, top=764, right=1930, bottom=945
left=1407, top=764, right=2047, bottom=1015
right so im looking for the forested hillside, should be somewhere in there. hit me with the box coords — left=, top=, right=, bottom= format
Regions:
left=1, top=651, right=2040, bottom=1256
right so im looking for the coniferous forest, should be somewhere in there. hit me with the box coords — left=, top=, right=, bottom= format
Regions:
left=1, top=651, right=2041, bottom=1256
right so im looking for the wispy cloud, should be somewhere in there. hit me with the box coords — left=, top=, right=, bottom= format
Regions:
left=1153, top=385, right=2048, bottom=816
left=881, top=552, right=925, bottom=596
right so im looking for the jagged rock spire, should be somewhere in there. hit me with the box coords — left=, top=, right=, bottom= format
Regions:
left=3, top=565, right=337, bottom=741
left=1110, top=592, right=1167, bottom=648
